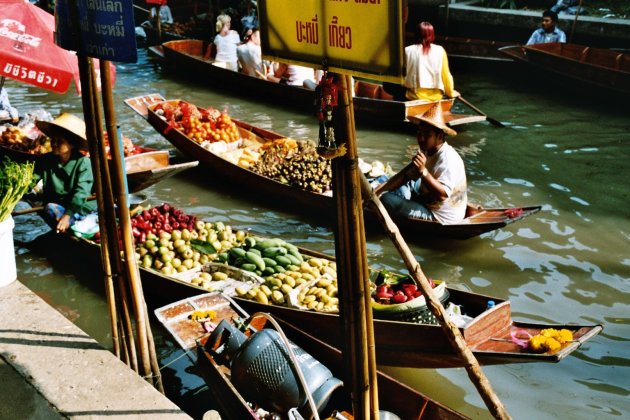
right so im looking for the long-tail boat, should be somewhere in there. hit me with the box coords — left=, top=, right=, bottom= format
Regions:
left=155, top=39, right=486, bottom=128
left=140, top=97, right=540, bottom=240
left=499, top=42, right=630, bottom=95
left=154, top=292, right=469, bottom=419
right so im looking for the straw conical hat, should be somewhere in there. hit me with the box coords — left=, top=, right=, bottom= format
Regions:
left=36, top=113, right=88, bottom=149
left=408, top=103, right=457, bottom=136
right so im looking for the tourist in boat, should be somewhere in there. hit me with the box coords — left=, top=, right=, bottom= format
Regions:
left=237, top=27, right=263, bottom=77
left=0, top=79, right=19, bottom=124
left=526, top=10, right=567, bottom=45
left=31, top=113, right=96, bottom=234
left=211, top=13, right=241, bottom=71
left=266, top=63, right=318, bottom=90
left=400, top=21, right=459, bottom=102
left=379, top=103, right=467, bottom=224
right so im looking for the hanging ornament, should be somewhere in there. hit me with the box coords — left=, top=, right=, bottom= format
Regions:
left=315, top=71, right=346, bottom=159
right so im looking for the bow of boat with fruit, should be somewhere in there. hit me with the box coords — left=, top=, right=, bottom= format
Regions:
left=142, top=97, right=541, bottom=240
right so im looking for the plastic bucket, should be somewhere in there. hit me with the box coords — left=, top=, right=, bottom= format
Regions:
left=0, top=216, right=16, bottom=287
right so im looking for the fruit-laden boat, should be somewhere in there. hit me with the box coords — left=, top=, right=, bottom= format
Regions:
left=154, top=292, right=469, bottom=419
left=499, top=42, right=630, bottom=95
left=0, top=124, right=198, bottom=194
left=156, top=39, right=486, bottom=128
left=19, top=205, right=602, bottom=370
left=141, top=97, right=541, bottom=240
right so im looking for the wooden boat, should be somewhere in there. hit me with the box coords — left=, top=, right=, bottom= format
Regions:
left=499, top=43, right=630, bottom=95
left=158, top=39, right=486, bottom=128
left=21, top=214, right=601, bottom=370
left=122, top=149, right=199, bottom=193
left=0, top=140, right=198, bottom=194
left=154, top=292, right=468, bottom=419
left=144, top=97, right=541, bottom=240
left=437, top=36, right=515, bottom=63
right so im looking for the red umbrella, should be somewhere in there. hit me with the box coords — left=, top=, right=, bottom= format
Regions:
left=0, top=0, right=114, bottom=94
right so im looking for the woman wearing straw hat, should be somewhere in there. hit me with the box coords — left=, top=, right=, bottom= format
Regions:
left=379, top=103, right=468, bottom=224
left=32, top=113, right=96, bottom=234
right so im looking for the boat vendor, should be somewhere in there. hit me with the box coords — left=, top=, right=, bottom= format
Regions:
left=527, top=10, right=567, bottom=45
left=401, top=21, right=460, bottom=102
left=31, top=113, right=96, bottom=234
left=378, top=103, right=468, bottom=224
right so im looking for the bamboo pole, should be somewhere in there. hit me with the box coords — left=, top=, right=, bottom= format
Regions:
left=99, top=61, right=160, bottom=391
left=360, top=176, right=511, bottom=420
left=332, top=74, right=379, bottom=419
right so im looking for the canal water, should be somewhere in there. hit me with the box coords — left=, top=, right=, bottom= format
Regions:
left=8, top=48, right=630, bottom=420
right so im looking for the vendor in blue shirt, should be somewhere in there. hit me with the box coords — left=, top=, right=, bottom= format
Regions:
left=526, top=10, right=566, bottom=45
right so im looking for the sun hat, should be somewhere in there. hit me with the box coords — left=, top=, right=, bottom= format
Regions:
left=36, top=113, right=89, bottom=149
left=408, top=102, right=457, bottom=137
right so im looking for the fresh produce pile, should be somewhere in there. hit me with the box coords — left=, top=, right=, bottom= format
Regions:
left=153, top=101, right=240, bottom=145
left=250, top=139, right=332, bottom=193
left=0, top=125, right=51, bottom=155
left=102, top=132, right=142, bottom=158
left=371, top=270, right=438, bottom=305
left=131, top=203, right=246, bottom=276
left=528, top=328, right=573, bottom=353
left=0, top=156, right=34, bottom=222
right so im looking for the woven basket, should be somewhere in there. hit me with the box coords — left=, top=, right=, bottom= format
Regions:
left=372, top=287, right=450, bottom=325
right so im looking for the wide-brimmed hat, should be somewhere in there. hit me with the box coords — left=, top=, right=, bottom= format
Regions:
left=36, top=113, right=88, bottom=149
left=408, top=103, right=457, bottom=136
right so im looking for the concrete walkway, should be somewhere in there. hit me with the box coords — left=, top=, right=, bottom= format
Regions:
left=0, top=280, right=192, bottom=420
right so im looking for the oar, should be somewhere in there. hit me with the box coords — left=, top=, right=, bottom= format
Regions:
left=457, top=96, right=505, bottom=127
left=11, top=195, right=98, bottom=217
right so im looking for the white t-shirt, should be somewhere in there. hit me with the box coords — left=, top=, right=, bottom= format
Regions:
left=404, top=44, right=445, bottom=91
left=236, top=42, right=262, bottom=76
left=214, top=31, right=241, bottom=67
left=422, top=142, right=467, bottom=224
left=285, top=65, right=315, bottom=86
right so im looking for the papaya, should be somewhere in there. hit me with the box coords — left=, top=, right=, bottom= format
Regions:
left=246, top=251, right=266, bottom=271
left=229, top=247, right=247, bottom=259
left=240, top=263, right=257, bottom=272
left=262, top=257, right=277, bottom=266
left=274, top=255, right=292, bottom=267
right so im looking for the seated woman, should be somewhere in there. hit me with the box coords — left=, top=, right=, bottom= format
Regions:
left=236, top=27, right=262, bottom=77
left=32, top=114, right=97, bottom=234
left=266, top=63, right=318, bottom=90
left=378, top=103, right=467, bottom=224
left=210, top=13, right=241, bottom=71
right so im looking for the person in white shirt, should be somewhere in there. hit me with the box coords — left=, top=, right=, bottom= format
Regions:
left=266, top=63, right=318, bottom=90
left=378, top=102, right=467, bottom=224
left=212, top=14, right=241, bottom=71
left=237, top=27, right=262, bottom=77
left=403, top=21, right=459, bottom=102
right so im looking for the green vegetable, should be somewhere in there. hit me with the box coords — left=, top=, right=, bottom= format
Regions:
left=0, top=157, right=34, bottom=223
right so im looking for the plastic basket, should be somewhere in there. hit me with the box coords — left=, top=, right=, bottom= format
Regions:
left=372, top=287, right=450, bottom=325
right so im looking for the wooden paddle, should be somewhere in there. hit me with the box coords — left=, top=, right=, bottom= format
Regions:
left=457, top=96, right=505, bottom=127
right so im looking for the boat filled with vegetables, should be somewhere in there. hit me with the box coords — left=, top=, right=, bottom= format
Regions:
left=0, top=121, right=198, bottom=193
left=65, top=202, right=600, bottom=369
left=142, top=97, right=541, bottom=240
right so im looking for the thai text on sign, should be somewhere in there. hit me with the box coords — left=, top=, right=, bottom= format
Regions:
left=54, top=0, right=137, bottom=63
left=259, top=0, right=403, bottom=81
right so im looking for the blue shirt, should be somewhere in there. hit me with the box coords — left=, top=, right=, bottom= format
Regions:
left=527, top=27, right=567, bottom=45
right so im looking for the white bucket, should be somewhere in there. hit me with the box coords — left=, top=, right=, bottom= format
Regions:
left=0, top=216, right=17, bottom=287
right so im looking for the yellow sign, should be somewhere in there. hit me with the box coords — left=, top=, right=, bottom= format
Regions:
left=259, top=0, right=403, bottom=82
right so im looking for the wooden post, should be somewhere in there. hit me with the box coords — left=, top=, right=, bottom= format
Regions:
left=360, top=176, right=511, bottom=420
left=99, top=61, right=163, bottom=392
left=332, top=74, right=379, bottom=419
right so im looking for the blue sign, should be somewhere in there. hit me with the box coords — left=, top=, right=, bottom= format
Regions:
left=55, top=0, right=137, bottom=63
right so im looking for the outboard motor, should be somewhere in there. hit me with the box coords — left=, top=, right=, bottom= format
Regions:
left=206, top=319, right=343, bottom=419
